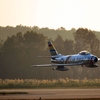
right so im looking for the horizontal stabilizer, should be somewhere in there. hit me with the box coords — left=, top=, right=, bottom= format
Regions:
left=38, top=56, right=51, bottom=58
left=38, top=55, right=59, bottom=58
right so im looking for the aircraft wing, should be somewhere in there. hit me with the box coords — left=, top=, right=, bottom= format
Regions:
left=32, top=62, right=83, bottom=67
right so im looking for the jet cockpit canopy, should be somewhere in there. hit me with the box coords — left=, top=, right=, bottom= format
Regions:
left=79, top=50, right=90, bottom=55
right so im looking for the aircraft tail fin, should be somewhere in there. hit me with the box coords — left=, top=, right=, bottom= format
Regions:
left=48, top=41, right=58, bottom=56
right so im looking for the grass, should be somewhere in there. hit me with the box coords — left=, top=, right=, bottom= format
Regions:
left=0, top=78, right=100, bottom=89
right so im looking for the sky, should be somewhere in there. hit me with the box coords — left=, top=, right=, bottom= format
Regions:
left=0, top=0, right=100, bottom=31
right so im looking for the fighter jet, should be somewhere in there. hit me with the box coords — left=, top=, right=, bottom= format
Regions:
left=32, top=41, right=100, bottom=71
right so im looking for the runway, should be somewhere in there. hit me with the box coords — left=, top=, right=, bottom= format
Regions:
left=0, top=89, right=100, bottom=100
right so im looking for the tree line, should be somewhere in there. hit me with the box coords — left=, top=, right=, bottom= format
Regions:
left=0, top=25, right=75, bottom=41
left=0, top=27, right=100, bottom=79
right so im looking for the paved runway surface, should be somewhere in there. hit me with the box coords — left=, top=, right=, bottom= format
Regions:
left=0, top=89, right=100, bottom=99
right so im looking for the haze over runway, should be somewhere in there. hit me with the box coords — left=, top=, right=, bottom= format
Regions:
left=0, top=0, right=100, bottom=31
left=0, top=89, right=100, bottom=99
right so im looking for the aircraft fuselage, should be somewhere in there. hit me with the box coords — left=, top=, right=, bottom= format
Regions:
left=32, top=42, right=100, bottom=71
left=51, top=51, right=98, bottom=68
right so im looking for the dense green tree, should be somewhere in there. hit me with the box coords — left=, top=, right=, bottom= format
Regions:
left=54, top=35, right=64, bottom=54
left=0, top=31, right=48, bottom=79
left=64, top=39, right=74, bottom=54
left=0, top=27, right=100, bottom=79
left=0, top=25, right=75, bottom=41
left=73, top=28, right=100, bottom=53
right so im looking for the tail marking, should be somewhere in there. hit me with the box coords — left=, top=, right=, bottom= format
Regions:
left=48, top=41, right=58, bottom=56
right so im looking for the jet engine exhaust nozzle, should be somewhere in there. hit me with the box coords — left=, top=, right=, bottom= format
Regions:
left=91, top=56, right=98, bottom=63
left=94, top=57, right=98, bottom=62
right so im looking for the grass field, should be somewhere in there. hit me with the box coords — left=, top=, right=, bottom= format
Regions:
left=0, top=78, right=100, bottom=89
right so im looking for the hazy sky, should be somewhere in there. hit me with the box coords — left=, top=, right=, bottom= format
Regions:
left=0, top=0, right=100, bottom=31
